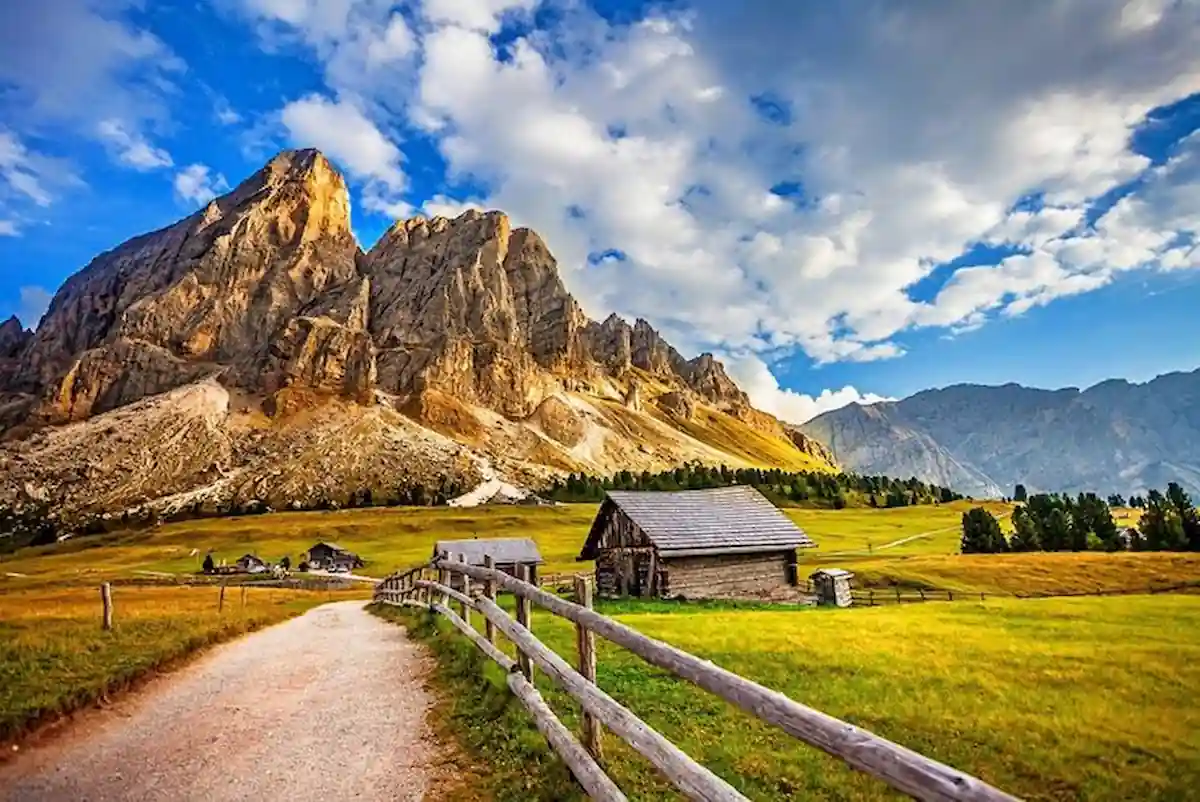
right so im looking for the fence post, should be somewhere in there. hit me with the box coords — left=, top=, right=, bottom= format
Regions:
left=483, top=555, right=497, bottom=645
left=948, top=590, right=954, bottom=602
left=241, top=585, right=247, bottom=609
left=440, top=558, right=451, bottom=610
left=101, top=582, right=113, bottom=631
left=980, top=592, right=985, bottom=602
left=574, top=574, right=602, bottom=759
left=517, top=564, right=533, bottom=680
left=458, top=553, right=472, bottom=630
left=218, top=582, right=226, bottom=613
left=868, top=589, right=875, bottom=607
left=919, top=588, right=925, bottom=601
left=895, top=587, right=901, bottom=604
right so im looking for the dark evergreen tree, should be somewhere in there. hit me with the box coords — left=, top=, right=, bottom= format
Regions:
left=202, top=553, right=215, bottom=573
left=961, top=507, right=1005, bottom=554
left=1009, top=507, right=1041, bottom=552
left=1014, top=484, right=1028, bottom=502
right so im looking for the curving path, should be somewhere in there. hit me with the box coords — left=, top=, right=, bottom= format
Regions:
left=0, top=602, right=445, bottom=802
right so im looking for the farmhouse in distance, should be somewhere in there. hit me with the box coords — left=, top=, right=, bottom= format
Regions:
left=579, top=486, right=816, bottom=600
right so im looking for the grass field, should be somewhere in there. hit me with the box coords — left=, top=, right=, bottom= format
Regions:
left=379, top=594, right=1200, bottom=802
left=4, top=501, right=1197, bottom=598
left=0, top=584, right=360, bottom=744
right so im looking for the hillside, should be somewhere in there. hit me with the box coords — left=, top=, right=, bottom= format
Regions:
left=800, top=372, right=1200, bottom=497
left=0, top=150, right=833, bottom=523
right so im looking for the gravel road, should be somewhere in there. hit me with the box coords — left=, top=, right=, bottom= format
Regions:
left=0, top=601, right=445, bottom=801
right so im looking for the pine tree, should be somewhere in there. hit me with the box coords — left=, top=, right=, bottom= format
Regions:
left=202, top=553, right=215, bottom=573
left=1009, top=507, right=1041, bottom=552
left=1014, top=484, right=1028, bottom=502
left=961, top=507, right=1005, bottom=554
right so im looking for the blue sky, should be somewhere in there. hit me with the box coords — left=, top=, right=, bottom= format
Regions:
left=1, top=0, right=1198, bottom=422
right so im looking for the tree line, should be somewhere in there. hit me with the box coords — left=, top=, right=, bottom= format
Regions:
left=545, top=462, right=963, bottom=508
left=962, top=482, right=1200, bottom=554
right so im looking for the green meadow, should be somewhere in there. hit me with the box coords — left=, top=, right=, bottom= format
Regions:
left=4, top=501, right=1198, bottom=597
left=379, top=593, right=1200, bottom=802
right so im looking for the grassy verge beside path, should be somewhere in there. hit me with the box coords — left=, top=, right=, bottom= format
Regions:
left=0, top=584, right=363, bottom=745
left=377, top=594, right=1200, bottom=801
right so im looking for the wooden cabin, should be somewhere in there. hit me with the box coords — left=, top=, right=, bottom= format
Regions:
left=578, top=486, right=816, bottom=600
left=306, top=542, right=363, bottom=570
left=433, top=538, right=544, bottom=591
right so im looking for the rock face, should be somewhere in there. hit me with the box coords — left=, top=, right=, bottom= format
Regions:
left=0, top=149, right=834, bottom=519
left=800, top=372, right=1200, bottom=497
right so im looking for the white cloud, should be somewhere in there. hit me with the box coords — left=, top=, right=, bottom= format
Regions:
left=421, top=0, right=539, bottom=34
left=280, top=93, right=404, bottom=188
left=174, top=164, right=231, bottom=207
left=422, top=194, right=486, bottom=219
left=724, top=354, right=893, bottom=424
left=214, top=96, right=242, bottom=126
left=0, top=129, right=79, bottom=228
left=235, top=0, right=1200, bottom=369
left=280, top=93, right=408, bottom=215
left=0, top=1, right=183, bottom=145
left=18, top=285, right=54, bottom=329
left=97, top=119, right=173, bottom=171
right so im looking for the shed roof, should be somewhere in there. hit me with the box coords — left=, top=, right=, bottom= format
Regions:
left=579, top=486, right=815, bottom=559
left=309, top=541, right=352, bottom=553
left=810, top=568, right=854, bottom=579
left=434, top=538, right=544, bottom=566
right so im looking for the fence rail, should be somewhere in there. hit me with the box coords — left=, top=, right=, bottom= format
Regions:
left=374, top=560, right=1020, bottom=802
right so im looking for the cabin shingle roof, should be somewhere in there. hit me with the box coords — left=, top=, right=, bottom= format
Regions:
left=434, top=538, right=544, bottom=566
left=581, top=485, right=815, bottom=559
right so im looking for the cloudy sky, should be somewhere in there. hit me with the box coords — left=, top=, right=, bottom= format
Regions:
left=1, top=0, right=1197, bottom=423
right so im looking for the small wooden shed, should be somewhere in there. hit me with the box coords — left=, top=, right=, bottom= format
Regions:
left=578, top=486, right=816, bottom=600
left=810, top=568, right=854, bottom=607
left=236, top=553, right=267, bottom=573
left=433, top=538, right=544, bottom=591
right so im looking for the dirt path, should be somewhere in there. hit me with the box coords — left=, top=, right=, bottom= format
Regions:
left=0, top=602, right=445, bottom=802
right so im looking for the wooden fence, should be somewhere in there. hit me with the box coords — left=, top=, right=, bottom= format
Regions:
left=374, top=558, right=1020, bottom=802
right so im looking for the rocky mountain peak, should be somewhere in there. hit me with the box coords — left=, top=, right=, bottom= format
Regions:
left=0, top=150, right=835, bottom=518
left=0, top=316, right=31, bottom=359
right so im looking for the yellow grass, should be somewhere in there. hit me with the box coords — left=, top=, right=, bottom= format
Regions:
left=0, top=584, right=353, bottom=741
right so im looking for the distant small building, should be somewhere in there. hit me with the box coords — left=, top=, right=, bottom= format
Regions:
left=307, top=542, right=364, bottom=570
left=236, top=554, right=268, bottom=573
left=810, top=569, right=854, bottom=607
left=433, top=538, right=544, bottom=590
left=578, top=486, right=816, bottom=600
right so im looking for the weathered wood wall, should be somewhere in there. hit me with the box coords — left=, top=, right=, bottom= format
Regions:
left=662, top=552, right=791, bottom=599
left=593, top=510, right=657, bottom=598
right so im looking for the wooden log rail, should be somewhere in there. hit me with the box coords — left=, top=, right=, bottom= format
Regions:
left=374, top=560, right=1020, bottom=802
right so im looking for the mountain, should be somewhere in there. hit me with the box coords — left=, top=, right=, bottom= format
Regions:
left=0, top=149, right=833, bottom=522
left=800, top=372, right=1200, bottom=498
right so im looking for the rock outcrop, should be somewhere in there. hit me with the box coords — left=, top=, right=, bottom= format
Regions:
left=0, top=149, right=836, bottom=520
left=800, top=372, right=1200, bottom=497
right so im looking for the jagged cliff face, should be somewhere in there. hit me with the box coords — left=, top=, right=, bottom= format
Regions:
left=800, top=373, right=1200, bottom=498
left=0, top=149, right=834, bottom=519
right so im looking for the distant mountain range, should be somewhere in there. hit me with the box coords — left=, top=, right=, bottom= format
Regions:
left=799, top=370, right=1200, bottom=498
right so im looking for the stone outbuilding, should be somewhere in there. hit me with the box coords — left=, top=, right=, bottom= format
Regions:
left=578, top=486, right=816, bottom=600
left=810, top=568, right=854, bottom=607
